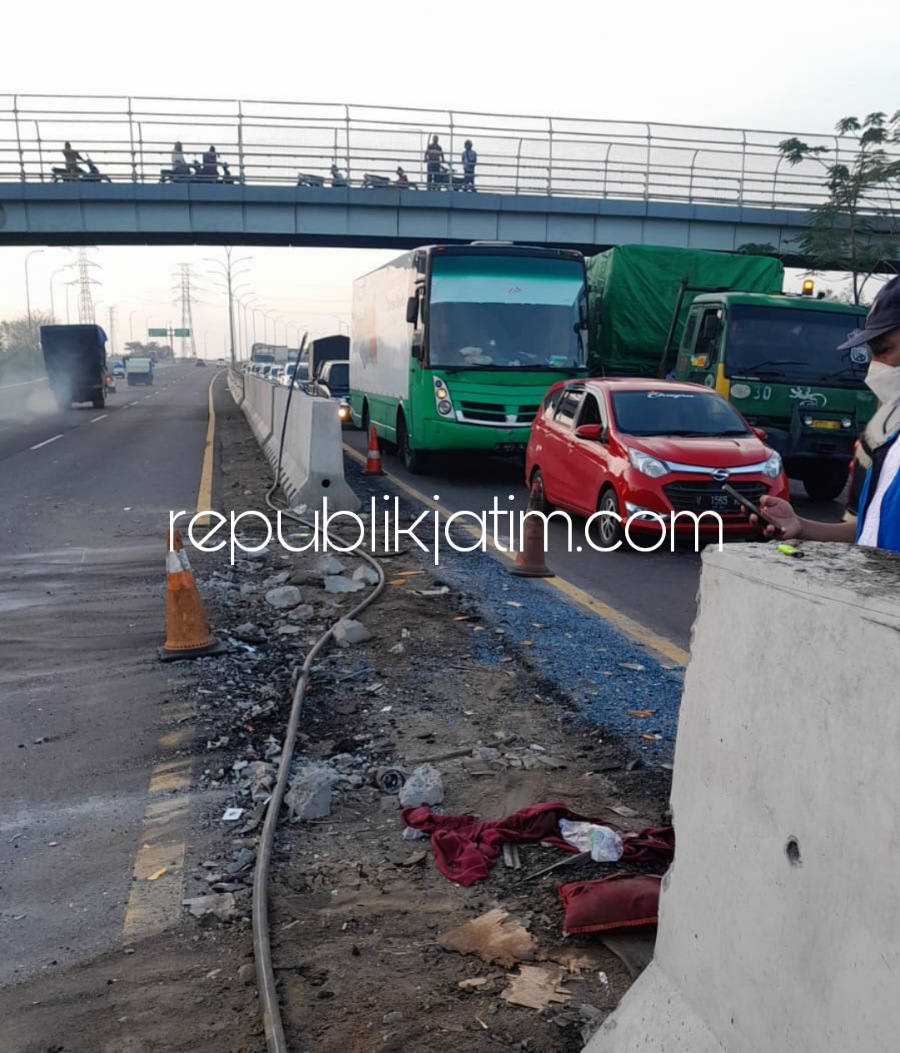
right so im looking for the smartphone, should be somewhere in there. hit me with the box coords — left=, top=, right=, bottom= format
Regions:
left=721, top=483, right=780, bottom=531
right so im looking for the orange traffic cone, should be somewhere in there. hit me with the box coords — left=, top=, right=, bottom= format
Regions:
left=159, top=530, right=228, bottom=662
left=364, top=424, right=385, bottom=475
left=509, top=482, right=554, bottom=578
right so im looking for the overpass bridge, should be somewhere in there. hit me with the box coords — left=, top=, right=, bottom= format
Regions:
left=0, top=95, right=894, bottom=260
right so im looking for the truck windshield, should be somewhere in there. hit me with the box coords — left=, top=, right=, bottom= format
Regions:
left=611, top=389, right=750, bottom=437
left=724, top=305, right=870, bottom=385
left=428, top=255, right=587, bottom=370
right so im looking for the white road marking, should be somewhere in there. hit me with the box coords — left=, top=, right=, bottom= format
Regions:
left=143, top=395, right=151, bottom=399
left=129, top=401, right=139, bottom=406
left=30, top=434, right=63, bottom=450
left=90, top=414, right=107, bottom=423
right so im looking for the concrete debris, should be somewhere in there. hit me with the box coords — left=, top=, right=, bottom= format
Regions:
left=286, top=604, right=316, bottom=623
left=324, top=576, right=366, bottom=594
left=398, top=763, right=444, bottom=808
left=389, top=642, right=405, bottom=654
left=233, top=622, right=266, bottom=644
left=183, top=893, right=238, bottom=921
left=317, top=555, right=346, bottom=576
left=265, top=586, right=304, bottom=610
left=352, top=565, right=380, bottom=585
left=333, top=618, right=373, bottom=646
left=285, top=763, right=337, bottom=821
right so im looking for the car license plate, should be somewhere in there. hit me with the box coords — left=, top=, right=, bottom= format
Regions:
left=810, top=419, right=840, bottom=430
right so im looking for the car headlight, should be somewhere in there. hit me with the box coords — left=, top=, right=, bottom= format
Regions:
left=437, top=399, right=453, bottom=416
left=627, top=448, right=669, bottom=478
left=761, top=450, right=782, bottom=478
left=803, top=415, right=813, bottom=426
left=841, top=417, right=852, bottom=429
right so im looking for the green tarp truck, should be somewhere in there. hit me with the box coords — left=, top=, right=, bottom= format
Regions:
left=587, top=246, right=874, bottom=500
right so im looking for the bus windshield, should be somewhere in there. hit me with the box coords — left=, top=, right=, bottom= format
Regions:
left=427, top=254, right=587, bottom=370
left=724, top=305, right=870, bottom=385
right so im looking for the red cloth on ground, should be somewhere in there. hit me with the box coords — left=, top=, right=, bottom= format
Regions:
left=399, top=801, right=674, bottom=886
left=559, top=873, right=662, bottom=934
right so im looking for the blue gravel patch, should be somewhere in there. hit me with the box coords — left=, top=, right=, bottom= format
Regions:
left=348, top=458, right=685, bottom=766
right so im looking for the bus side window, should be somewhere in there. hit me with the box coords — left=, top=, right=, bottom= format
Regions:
left=694, top=308, right=723, bottom=364
left=680, top=309, right=700, bottom=354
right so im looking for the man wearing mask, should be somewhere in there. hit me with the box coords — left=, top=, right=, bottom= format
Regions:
left=755, top=276, right=900, bottom=552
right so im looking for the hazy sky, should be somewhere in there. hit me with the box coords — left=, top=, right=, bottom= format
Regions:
left=2, top=0, right=897, bottom=355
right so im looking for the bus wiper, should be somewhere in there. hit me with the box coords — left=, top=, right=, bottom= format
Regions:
left=818, top=365, right=866, bottom=383
left=735, top=359, right=805, bottom=374
left=711, top=429, right=751, bottom=436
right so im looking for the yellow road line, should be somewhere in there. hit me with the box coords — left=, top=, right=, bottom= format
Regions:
left=345, top=444, right=689, bottom=667
left=194, top=375, right=217, bottom=527
left=123, top=696, right=195, bottom=942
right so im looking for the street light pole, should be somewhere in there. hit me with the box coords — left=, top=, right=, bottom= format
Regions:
left=129, top=310, right=136, bottom=345
left=49, top=267, right=66, bottom=322
left=24, top=249, right=45, bottom=354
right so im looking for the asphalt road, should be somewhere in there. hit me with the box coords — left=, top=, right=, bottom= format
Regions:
left=0, top=362, right=213, bottom=985
left=343, top=428, right=846, bottom=653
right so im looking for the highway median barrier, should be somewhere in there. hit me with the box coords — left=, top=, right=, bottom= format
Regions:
left=585, top=542, right=900, bottom=1053
left=233, top=373, right=360, bottom=514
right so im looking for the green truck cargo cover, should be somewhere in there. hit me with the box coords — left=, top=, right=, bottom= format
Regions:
left=587, top=245, right=784, bottom=376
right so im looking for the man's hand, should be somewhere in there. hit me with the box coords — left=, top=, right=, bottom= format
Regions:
left=751, top=495, right=800, bottom=539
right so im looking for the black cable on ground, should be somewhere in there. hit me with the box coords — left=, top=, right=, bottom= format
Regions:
left=248, top=353, right=387, bottom=1053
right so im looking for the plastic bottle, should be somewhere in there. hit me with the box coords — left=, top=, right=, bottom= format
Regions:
left=558, top=819, right=624, bottom=862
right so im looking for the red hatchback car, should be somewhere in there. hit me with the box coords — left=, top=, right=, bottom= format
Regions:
left=525, top=378, right=790, bottom=547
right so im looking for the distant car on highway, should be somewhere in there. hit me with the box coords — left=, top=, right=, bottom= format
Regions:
left=216, top=357, right=226, bottom=367
left=281, top=361, right=309, bottom=391
left=524, top=378, right=789, bottom=547
left=309, top=360, right=351, bottom=425
left=112, top=361, right=125, bottom=378
left=105, top=372, right=117, bottom=394
left=195, top=358, right=207, bottom=368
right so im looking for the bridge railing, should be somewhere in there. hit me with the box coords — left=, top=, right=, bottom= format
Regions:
left=1, top=94, right=896, bottom=213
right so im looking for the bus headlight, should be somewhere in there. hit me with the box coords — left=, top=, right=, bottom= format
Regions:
left=433, top=377, right=454, bottom=417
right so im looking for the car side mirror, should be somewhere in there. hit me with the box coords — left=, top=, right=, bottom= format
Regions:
left=752, top=426, right=767, bottom=441
left=406, top=296, right=419, bottom=325
left=574, top=424, right=603, bottom=441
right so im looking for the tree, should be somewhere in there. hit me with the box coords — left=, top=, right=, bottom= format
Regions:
left=779, top=112, right=900, bottom=304
left=0, top=310, right=54, bottom=381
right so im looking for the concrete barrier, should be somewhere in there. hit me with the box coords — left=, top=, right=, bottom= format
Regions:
left=587, top=542, right=900, bottom=1053
left=233, top=374, right=359, bottom=513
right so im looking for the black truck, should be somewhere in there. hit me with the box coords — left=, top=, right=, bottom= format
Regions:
left=41, top=324, right=109, bottom=410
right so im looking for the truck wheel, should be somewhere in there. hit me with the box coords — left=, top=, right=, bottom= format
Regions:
left=397, top=414, right=429, bottom=474
left=802, top=465, right=849, bottom=502
left=92, top=395, right=105, bottom=409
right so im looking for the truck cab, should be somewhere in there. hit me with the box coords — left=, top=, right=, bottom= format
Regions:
left=674, top=293, right=874, bottom=500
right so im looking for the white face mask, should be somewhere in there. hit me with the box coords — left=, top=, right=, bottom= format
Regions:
left=865, top=360, right=900, bottom=405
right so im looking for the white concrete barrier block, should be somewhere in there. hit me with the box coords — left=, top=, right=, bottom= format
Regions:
left=587, top=543, right=900, bottom=1053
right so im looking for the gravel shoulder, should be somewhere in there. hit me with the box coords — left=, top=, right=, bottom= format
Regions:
left=1, top=386, right=674, bottom=1053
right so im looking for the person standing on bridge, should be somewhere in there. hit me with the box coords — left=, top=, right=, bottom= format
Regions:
left=753, top=276, right=900, bottom=553
left=461, top=139, right=477, bottom=191
left=425, top=135, right=444, bottom=188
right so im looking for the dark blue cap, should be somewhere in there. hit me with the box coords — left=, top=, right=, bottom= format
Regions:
left=837, top=275, right=900, bottom=349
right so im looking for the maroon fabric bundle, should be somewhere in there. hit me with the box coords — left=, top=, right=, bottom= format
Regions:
left=399, top=801, right=674, bottom=886
left=559, top=873, right=662, bottom=934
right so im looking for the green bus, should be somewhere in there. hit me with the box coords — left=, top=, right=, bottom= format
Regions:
left=349, top=243, right=589, bottom=473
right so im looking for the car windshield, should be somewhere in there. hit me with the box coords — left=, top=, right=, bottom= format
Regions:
left=611, top=389, right=750, bottom=437
left=724, top=305, right=870, bottom=385
left=428, top=254, right=587, bottom=370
